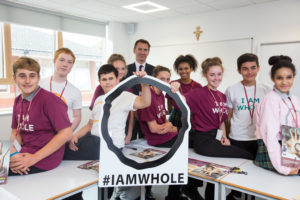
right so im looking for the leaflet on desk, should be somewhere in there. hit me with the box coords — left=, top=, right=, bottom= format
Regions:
left=281, top=125, right=300, bottom=168
left=188, top=158, right=231, bottom=180
left=0, top=140, right=11, bottom=184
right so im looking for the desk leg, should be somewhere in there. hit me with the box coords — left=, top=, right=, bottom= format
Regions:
left=98, top=187, right=102, bottom=200
left=104, top=187, right=108, bottom=200
left=214, top=183, right=219, bottom=200
left=220, top=184, right=227, bottom=200
left=140, top=186, right=145, bottom=200
left=98, top=187, right=108, bottom=200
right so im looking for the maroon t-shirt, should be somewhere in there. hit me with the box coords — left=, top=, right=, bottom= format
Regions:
left=89, top=85, right=104, bottom=110
left=12, top=88, right=71, bottom=170
left=185, top=86, right=228, bottom=132
left=138, top=88, right=177, bottom=146
left=167, top=79, right=202, bottom=110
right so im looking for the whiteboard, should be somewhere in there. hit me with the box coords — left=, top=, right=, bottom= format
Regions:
left=259, top=41, right=300, bottom=97
left=147, top=38, right=253, bottom=92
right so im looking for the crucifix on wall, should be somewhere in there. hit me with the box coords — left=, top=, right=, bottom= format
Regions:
left=193, top=26, right=203, bottom=41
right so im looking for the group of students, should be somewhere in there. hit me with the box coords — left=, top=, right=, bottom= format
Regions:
left=8, top=38, right=300, bottom=200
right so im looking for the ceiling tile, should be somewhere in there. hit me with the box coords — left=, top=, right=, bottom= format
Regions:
left=147, top=10, right=182, bottom=18
left=207, top=0, right=253, bottom=10
left=173, top=3, right=216, bottom=15
left=117, top=14, right=159, bottom=23
left=250, top=0, right=277, bottom=3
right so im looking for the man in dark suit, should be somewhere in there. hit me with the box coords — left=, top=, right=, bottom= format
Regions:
left=126, top=39, right=155, bottom=95
left=126, top=39, right=156, bottom=200
left=126, top=39, right=155, bottom=140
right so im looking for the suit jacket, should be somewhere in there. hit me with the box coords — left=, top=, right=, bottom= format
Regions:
left=126, top=63, right=155, bottom=95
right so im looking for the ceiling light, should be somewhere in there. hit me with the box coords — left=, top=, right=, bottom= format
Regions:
left=123, top=1, right=169, bottom=14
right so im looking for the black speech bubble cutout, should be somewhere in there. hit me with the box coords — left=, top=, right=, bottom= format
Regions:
left=100, top=75, right=191, bottom=170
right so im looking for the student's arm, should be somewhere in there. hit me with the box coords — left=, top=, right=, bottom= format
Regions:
left=134, top=84, right=151, bottom=109
left=147, top=120, right=177, bottom=134
left=220, top=122, right=230, bottom=146
left=10, top=126, right=72, bottom=175
left=71, top=109, right=81, bottom=131
left=125, top=111, right=134, bottom=144
left=163, top=118, right=177, bottom=133
left=259, top=96, right=293, bottom=175
left=167, top=99, right=173, bottom=114
left=167, top=81, right=181, bottom=113
left=224, top=89, right=233, bottom=135
left=226, top=108, right=233, bottom=135
left=9, top=129, right=25, bottom=175
left=132, top=71, right=151, bottom=109
left=147, top=120, right=168, bottom=134
left=69, top=119, right=93, bottom=151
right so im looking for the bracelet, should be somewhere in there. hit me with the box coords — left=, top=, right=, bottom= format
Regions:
left=10, top=151, right=19, bottom=157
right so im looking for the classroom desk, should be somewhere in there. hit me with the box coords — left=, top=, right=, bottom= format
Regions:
left=188, top=150, right=248, bottom=168
left=0, top=161, right=98, bottom=200
left=188, top=149, right=248, bottom=200
left=220, top=161, right=300, bottom=200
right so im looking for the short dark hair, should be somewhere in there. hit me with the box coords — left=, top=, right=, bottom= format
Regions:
left=152, top=65, right=171, bottom=77
left=134, top=39, right=151, bottom=50
left=173, top=54, right=198, bottom=72
left=269, top=55, right=296, bottom=79
left=237, top=53, right=259, bottom=70
left=98, top=64, right=118, bottom=80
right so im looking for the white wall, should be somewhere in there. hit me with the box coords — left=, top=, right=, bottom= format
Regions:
left=128, top=0, right=300, bottom=85
left=106, top=21, right=131, bottom=62
left=0, top=113, right=13, bottom=140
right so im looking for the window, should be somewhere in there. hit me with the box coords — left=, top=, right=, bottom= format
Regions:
left=0, top=23, right=14, bottom=111
left=63, top=32, right=105, bottom=104
left=0, top=24, right=56, bottom=111
left=11, top=24, right=55, bottom=72
left=0, top=23, right=106, bottom=111
left=0, top=23, right=13, bottom=84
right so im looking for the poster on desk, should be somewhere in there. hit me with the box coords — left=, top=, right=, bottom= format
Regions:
left=0, top=140, right=11, bottom=184
left=188, top=158, right=231, bottom=180
left=281, top=125, right=300, bottom=168
left=98, top=75, right=190, bottom=187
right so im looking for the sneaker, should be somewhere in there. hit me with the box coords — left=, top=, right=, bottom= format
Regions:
left=181, top=185, right=204, bottom=200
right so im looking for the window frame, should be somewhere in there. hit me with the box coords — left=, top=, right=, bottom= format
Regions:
left=0, top=23, right=13, bottom=84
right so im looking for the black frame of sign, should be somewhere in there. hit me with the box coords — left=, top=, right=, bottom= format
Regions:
left=101, top=75, right=190, bottom=170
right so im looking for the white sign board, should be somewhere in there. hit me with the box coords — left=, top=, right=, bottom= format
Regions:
left=98, top=75, right=190, bottom=187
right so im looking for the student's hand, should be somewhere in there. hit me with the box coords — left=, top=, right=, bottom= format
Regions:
left=220, top=136, right=231, bottom=146
left=9, top=153, right=29, bottom=175
left=161, top=122, right=174, bottom=133
left=69, top=135, right=79, bottom=151
left=289, top=168, right=300, bottom=175
left=10, top=167, right=30, bottom=175
left=133, top=71, right=147, bottom=78
left=124, top=135, right=131, bottom=145
left=10, top=153, right=37, bottom=175
left=170, top=81, right=180, bottom=93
